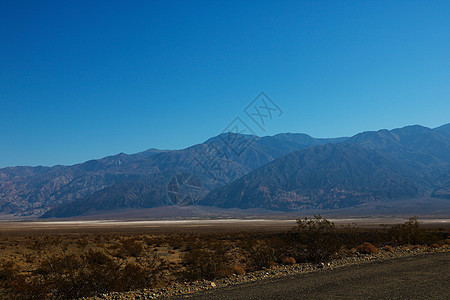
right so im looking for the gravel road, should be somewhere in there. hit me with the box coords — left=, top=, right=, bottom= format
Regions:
left=176, top=252, right=449, bottom=299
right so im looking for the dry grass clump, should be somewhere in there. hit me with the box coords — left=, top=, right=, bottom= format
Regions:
left=281, top=256, right=296, bottom=265
left=216, top=265, right=246, bottom=277
left=229, top=264, right=246, bottom=275
left=383, top=245, right=394, bottom=252
left=116, top=238, right=144, bottom=257
left=349, top=247, right=357, bottom=254
left=357, top=242, right=378, bottom=254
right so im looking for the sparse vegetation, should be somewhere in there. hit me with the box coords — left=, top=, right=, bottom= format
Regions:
left=0, top=217, right=447, bottom=299
left=281, top=256, right=296, bottom=265
left=289, top=215, right=342, bottom=263
left=357, top=242, right=378, bottom=254
left=383, top=245, right=394, bottom=252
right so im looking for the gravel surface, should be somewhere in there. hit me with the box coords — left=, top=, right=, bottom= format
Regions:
left=89, top=245, right=449, bottom=300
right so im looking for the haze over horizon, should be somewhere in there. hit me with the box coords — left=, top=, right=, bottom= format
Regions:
left=1, top=1, right=449, bottom=167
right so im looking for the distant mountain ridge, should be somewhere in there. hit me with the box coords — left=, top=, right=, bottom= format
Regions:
left=199, top=143, right=428, bottom=210
left=1, top=132, right=347, bottom=217
left=199, top=124, right=450, bottom=211
left=1, top=123, right=448, bottom=218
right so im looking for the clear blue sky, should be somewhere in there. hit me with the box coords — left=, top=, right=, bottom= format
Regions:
left=1, top=0, right=449, bottom=167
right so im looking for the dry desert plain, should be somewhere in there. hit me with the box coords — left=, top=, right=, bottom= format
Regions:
left=0, top=217, right=449, bottom=299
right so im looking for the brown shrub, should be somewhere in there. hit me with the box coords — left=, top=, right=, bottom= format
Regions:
left=118, top=238, right=144, bottom=257
left=229, top=264, right=246, bottom=275
left=5, top=274, right=50, bottom=300
left=168, top=260, right=178, bottom=266
left=216, top=268, right=233, bottom=277
left=289, top=215, right=342, bottom=263
left=76, top=238, right=89, bottom=249
left=245, top=242, right=276, bottom=271
left=385, top=217, right=429, bottom=245
left=281, top=256, right=296, bottom=265
left=216, top=265, right=245, bottom=277
left=357, top=242, right=378, bottom=254
left=430, top=243, right=440, bottom=248
left=334, top=246, right=350, bottom=258
left=182, top=248, right=230, bottom=280
left=23, top=249, right=162, bottom=299
left=383, top=245, right=394, bottom=252
left=0, top=261, right=15, bottom=283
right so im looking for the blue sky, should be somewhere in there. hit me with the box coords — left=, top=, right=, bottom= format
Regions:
left=1, top=0, right=449, bottom=167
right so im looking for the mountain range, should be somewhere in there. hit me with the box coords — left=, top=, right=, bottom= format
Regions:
left=0, top=124, right=448, bottom=218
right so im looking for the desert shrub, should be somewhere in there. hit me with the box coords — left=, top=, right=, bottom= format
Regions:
left=165, top=234, right=189, bottom=250
left=0, top=261, right=15, bottom=283
left=182, top=248, right=230, bottom=280
left=281, top=256, right=296, bottom=265
left=357, top=242, right=378, bottom=254
left=289, top=215, right=342, bottom=263
left=27, top=249, right=162, bottom=299
left=84, top=249, right=113, bottom=265
left=229, top=264, right=245, bottom=275
left=38, top=251, right=119, bottom=298
left=117, top=259, right=160, bottom=291
left=385, top=217, right=426, bottom=245
left=5, top=273, right=50, bottom=300
left=117, top=238, right=144, bottom=257
left=75, top=238, right=89, bottom=249
left=244, top=240, right=276, bottom=271
left=383, top=245, right=394, bottom=252
left=216, top=264, right=246, bottom=277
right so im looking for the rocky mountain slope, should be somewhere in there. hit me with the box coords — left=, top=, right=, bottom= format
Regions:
left=2, top=124, right=448, bottom=218
left=199, top=143, right=427, bottom=210
left=199, top=125, right=450, bottom=211
left=1, top=133, right=345, bottom=217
